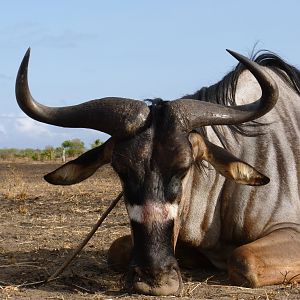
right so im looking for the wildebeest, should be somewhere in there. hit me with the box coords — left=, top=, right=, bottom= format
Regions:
left=15, top=48, right=300, bottom=296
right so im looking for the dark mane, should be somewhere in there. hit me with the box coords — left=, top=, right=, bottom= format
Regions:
left=182, top=50, right=300, bottom=148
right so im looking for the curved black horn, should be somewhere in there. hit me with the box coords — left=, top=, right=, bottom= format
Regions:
left=15, top=48, right=150, bottom=137
left=168, top=50, right=279, bottom=130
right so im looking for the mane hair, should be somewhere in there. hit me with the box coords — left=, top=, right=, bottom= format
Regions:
left=181, top=50, right=300, bottom=148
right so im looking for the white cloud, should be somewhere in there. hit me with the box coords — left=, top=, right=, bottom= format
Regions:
left=0, top=112, right=108, bottom=149
left=15, top=117, right=53, bottom=136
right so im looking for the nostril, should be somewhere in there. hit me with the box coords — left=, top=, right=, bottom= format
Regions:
left=133, top=267, right=144, bottom=283
left=131, top=259, right=180, bottom=279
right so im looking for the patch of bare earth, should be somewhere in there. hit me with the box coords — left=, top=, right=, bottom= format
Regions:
left=0, top=162, right=299, bottom=299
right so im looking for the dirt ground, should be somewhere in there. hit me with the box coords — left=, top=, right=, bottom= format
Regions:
left=0, top=162, right=299, bottom=300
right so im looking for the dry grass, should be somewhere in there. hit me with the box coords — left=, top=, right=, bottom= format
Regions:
left=0, top=161, right=300, bottom=299
left=0, top=165, right=30, bottom=201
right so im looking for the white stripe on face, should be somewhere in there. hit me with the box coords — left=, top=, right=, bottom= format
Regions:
left=126, top=202, right=178, bottom=224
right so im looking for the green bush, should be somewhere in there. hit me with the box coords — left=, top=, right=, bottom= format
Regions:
left=0, top=138, right=103, bottom=161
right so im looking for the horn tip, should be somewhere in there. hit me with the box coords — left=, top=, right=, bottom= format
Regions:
left=21, top=48, right=31, bottom=65
left=226, top=49, right=252, bottom=66
left=226, top=49, right=241, bottom=60
left=24, top=47, right=31, bottom=59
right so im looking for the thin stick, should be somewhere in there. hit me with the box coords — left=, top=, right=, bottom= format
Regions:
left=46, top=192, right=123, bottom=283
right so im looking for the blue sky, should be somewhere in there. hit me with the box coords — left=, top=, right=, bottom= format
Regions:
left=1, top=1, right=300, bottom=148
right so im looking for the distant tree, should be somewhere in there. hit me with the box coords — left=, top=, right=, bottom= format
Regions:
left=91, top=139, right=102, bottom=149
left=0, top=140, right=87, bottom=162
left=62, top=140, right=72, bottom=149
left=62, top=139, right=85, bottom=157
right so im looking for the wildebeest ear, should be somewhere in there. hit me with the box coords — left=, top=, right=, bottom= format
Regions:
left=189, top=133, right=269, bottom=186
left=44, top=138, right=114, bottom=185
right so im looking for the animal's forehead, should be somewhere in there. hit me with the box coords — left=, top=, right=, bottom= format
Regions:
left=112, top=126, right=193, bottom=176
left=114, top=127, right=153, bottom=156
left=113, top=100, right=192, bottom=164
left=114, top=126, right=189, bottom=156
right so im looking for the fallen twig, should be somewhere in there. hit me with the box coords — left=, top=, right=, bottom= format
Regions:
left=1, top=192, right=123, bottom=289
left=46, top=192, right=123, bottom=282
left=287, top=273, right=300, bottom=283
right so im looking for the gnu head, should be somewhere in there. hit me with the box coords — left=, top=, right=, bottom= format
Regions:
left=16, top=48, right=286, bottom=296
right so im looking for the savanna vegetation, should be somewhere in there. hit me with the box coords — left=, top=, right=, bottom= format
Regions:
left=0, top=138, right=102, bottom=162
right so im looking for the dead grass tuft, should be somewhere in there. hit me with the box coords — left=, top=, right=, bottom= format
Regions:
left=0, top=166, right=30, bottom=201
